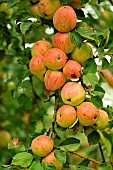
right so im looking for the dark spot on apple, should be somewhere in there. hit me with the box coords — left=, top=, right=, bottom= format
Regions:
left=57, top=56, right=61, bottom=60
left=67, top=98, right=71, bottom=102
left=71, top=74, right=77, bottom=79
left=94, top=115, right=97, bottom=119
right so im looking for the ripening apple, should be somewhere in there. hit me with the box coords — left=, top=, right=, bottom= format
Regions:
left=70, top=42, right=93, bottom=66
left=44, top=48, right=67, bottom=70
left=38, top=0, right=61, bottom=20
left=44, top=70, right=66, bottom=91
left=100, top=67, right=113, bottom=87
left=52, top=32, right=75, bottom=54
left=63, top=60, right=82, bottom=79
left=29, top=3, right=40, bottom=18
left=0, top=2, right=13, bottom=19
left=29, top=55, right=47, bottom=81
left=96, top=109, right=109, bottom=130
left=0, top=130, right=11, bottom=147
left=53, top=6, right=77, bottom=32
left=31, top=135, right=53, bottom=157
left=31, top=40, right=52, bottom=57
left=61, top=82, right=86, bottom=106
left=42, top=152, right=63, bottom=170
left=56, top=105, right=77, bottom=128
left=70, top=0, right=81, bottom=8
left=77, top=102, right=100, bottom=126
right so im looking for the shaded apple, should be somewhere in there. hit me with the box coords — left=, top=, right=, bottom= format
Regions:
left=29, top=3, right=40, bottom=18
left=100, top=67, right=113, bottom=87
left=77, top=102, right=99, bottom=126
left=31, top=135, right=53, bottom=157
left=61, top=82, right=86, bottom=106
left=63, top=60, right=82, bottom=79
left=52, top=32, right=75, bottom=54
left=0, top=2, right=13, bottom=19
left=44, top=70, right=66, bottom=91
left=53, top=6, right=77, bottom=32
left=70, top=0, right=81, bottom=8
left=0, top=130, right=11, bottom=147
left=44, top=48, right=67, bottom=70
left=56, top=105, right=77, bottom=128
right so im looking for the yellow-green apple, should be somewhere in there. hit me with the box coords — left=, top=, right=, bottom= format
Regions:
left=0, top=2, right=13, bottom=19
left=42, top=152, right=63, bottom=170
left=70, top=42, right=93, bottom=66
left=70, top=0, right=81, bottom=8
left=100, top=68, right=113, bottom=87
left=53, top=6, right=77, bottom=32
left=38, top=0, right=61, bottom=20
left=96, top=109, right=109, bottom=130
left=52, top=32, right=75, bottom=54
left=31, top=135, right=53, bottom=157
left=77, top=102, right=99, bottom=126
left=63, top=60, right=82, bottom=79
left=44, top=70, right=66, bottom=91
left=0, top=130, right=11, bottom=147
left=29, top=55, right=47, bottom=81
left=61, top=82, right=86, bottom=106
left=56, top=105, right=77, bottom=128
left=31, top=40, right=52, bottom=57
left=44, top=48, right=67, bottom=70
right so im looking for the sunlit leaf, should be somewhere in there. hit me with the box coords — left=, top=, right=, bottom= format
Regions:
left=54, top=150, right=66, bottom=164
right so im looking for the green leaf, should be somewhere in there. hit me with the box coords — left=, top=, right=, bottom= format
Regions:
left=83, top=73, right=98, bottom=88
left=7, top=0, right=20, bottom=8
left=12, top=152, right=33, bottom=167
left=18, top=94, right=32, bottom=110
left=81, top=0, right=90, bottom=5
left=96, top=163, right=112, bottom=170
left=54, top=150, right=66, bottom=164
left=91, top=96, right=103, bottom=109
left=97, top=47, right=104, bottom=59
left=91, top=86, right=105, bottom=99
left=76, top=166, right=93, bottom=170
left=69, top=31, right=82, bottom=48
left=30, top=161, right=44, bottom=170
left=20, top=21, right=32, bottom=35
left=59, top=137, right=80, bottom=152
left=88, top=131, right=100, bottom=145
left=102, top=58, right=109, bottom=69
left=62, top=0, right=72, bottom=5
left=110, top=57, right=113, bottom=67
left=79, top=159, right=90, bottom=167
left=42, top=162, right=56, bottom=170
left=83, top=59, right=97, bottom=74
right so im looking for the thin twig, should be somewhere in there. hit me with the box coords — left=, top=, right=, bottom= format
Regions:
left=98, top=142, right=106, bottom=163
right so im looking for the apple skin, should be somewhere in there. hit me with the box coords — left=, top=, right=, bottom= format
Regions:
left=70, top=0, right=81, bottom=8
left=96, top=109, right=109, bottom=130
left=44, top=48, right=67, bottom=70
left=63, top=60, right=82, bottom=79
left=52, top=32, right=75, bottom=54
left=44, top=70, right=66, bottom=91
left=29, top=3, right=40, bottom=18
left=56, top=105, right=77, bottom=128
left=70, top=42, right=93, bottom=66
left=31, top=135, right=53, bottom=157
left=100, top=68, right=113, bottom=87
left=42, top=152, right=63, bottom=170
left=77, top=102, right=100, bottom=126
left=53, top=6, right=77, bottom=32
left=31, top=40, right=52, bottom=57
left=29, top=55, right=47, bottom=81
left=0, top=3, right=13, bottom=19
left=38, top=0, right=61, bottom=20
left=61, top=82, right=86, bottom=106
left=0, top=130, right=11, bottom=148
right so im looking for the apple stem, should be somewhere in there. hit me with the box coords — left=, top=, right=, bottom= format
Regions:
left=98, top=142, right=106, bottom=163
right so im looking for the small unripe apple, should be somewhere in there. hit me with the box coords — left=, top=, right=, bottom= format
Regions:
left=61, top=82, right=86, bottom=106
left=0, top=3, right=13, bottom=19
left=53, top=6, right=77, bottom=32
left=100, top=68, right=113, bottom=87
left=31, top=40, right=52, bottom=57
left=70, top=42, right=93, bottom=66
left=42, top=152, right=63, bottom=170
left=63, top=60, right=82, bottom=79
left=44, top=70, right=66, bottom=91
left=29, top=55, right=47, bottom=81
left=0, top=130, right=11, bottom=147
left=31, top=135, right=53, bottom=157
left=77, top=102, right=99, bottom=126
left=70, top=0, right=81, bottom=8
left=56, top=105, right=77, bottom=128
left=96, top=109, right=109, bottom=130
left=52, top=32, right=75, bottom=54
left=44, top=48, right=67, bottom=70
left=29, top=3, right=40, bottom=18
left=38, top=0, right=61, bottom=20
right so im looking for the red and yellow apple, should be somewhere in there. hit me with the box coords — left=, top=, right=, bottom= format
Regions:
left=100, top=68, right=113, bottom=87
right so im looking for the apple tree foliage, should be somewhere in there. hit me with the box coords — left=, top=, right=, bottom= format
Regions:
left=0, top=0, right=113, bottom=169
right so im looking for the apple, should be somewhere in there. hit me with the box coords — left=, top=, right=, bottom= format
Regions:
left=77, top=102, right=99, bottom=126
left=38, top=0, right=61, bottom=20
left=44, top=70, right=66, bottom=91
left=44, top=48, right=67, bottom=70
left=70, top=42, right=93, bottom=66
left=31, top=40, right=52, bottom=57
left=42, top=152, right=63, bottom=170
left=29, top=55, right=47, bottom=81
left=63, top=60, right=82, bottom=79
left=31, top=135, right=53, bottom=157
left=70, top=0, right=81, bottom=8
left=53, top=6, right=77, bottom=32
left=61, top=82, right=86, bottom=106
left=96, top=109, right=109, bottom=130
left=0, top=130, right=11, bottom=147
left=29, top=3, right=40, bottom=18
left=52, top=32, right=75, bottom=54
left=100, top=67, right=113, bottom=87
left=0, top=2, right=13, bottom=19
left=56, top=105, right=77, bottom=128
